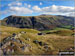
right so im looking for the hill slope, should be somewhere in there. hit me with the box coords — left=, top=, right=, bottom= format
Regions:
left=1, top=15, right=74, bottom=30
left=0, top=26, right=74, bottom=55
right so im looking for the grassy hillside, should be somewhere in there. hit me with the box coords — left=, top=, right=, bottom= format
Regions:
left=0, top=26, right=74, bottom=55
left=1, top=15, right=74, bottom=30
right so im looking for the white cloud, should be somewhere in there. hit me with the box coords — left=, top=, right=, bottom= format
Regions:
left=8, top=2, right=22, bottom=6
left=9, top=7, right=33, bottom=14
left=2, top=2, right=33, bottom=15
left=40, top=2, right=42, bottom=5
left=24, top=3, right=31, bottom=8
left=32, top=5, right=74, bottom=16
left=28, top=5, right=31, bottom=8
left=32, top=6, right=41, bottom=12
left=2, top=2, right=74, bottom=17
left=65, top=12, right=75, bottom=17
left=41, top=5, right=74, bottom=13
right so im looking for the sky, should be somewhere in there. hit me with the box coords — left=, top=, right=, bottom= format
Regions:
left=0, top=0, right=75, bottom=19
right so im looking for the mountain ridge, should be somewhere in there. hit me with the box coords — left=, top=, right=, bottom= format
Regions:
left=1, top=15, right=74, bottom=30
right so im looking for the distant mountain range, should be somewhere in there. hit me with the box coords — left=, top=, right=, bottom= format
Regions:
left=1, top=15, right=74, bottom=30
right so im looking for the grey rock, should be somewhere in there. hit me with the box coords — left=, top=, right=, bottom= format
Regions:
left=38, top=32, right=45, bottom=35
left=20, top=31, right=26, bottom=34
left=33, top=40, right=39, bottom=44
left=12, top=33, right=16, bottom=37
left=25, top=38, right=30, bottom=41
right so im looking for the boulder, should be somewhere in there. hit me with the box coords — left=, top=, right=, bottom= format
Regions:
left=43, top=43, right=48, bottom=46
left=0, top=48, right=3, bottom=56
left=10, top=43, right=15, bottom=47
left=38, top=33, right=43, bottom=35
left=3, top=48, right=7, bottom=55
left=7, top=49, right=10, bottom=54
left=0, top=43, right=3, bottom=47
left=38, top=41, right=43, bottom=46
left=12, top=33, right=16, bottom=37
left=33, top=40, right=39, bottom=44
left=11, top=38, right=17, bottom=42
left=10, top=49, right=14, bottom=53
left=16, top=39, right=21, bottom=43
left=67, top=47, right=74, bottom=51
left=20, top=46, right=25, bottom=50
left=44, top=45, right=49, bottom=51
left=25, top=38, right=30, bottom=41
left=20, top=31, right=26, bottom=34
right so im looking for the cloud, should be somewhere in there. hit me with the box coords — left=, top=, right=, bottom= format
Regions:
left=1, top=1, right=74, bottom=17
left=40, top=2, right=43, bottom=5
left=42, top=5, right=74, bottom=13
left=32, top=5, right=74, bottom=16
left=65, top=12, right=75, bottom=17
left=28, top=5, right=31, bottom=8
left=24, top=3, right=31, bottom=8
left=1, top=2, right=33, bottom=15
left=8, top=2, right=22, bottom=6
left=9, top=7, right=33, bottom=14
left=32, top=6, right=41, bottom=12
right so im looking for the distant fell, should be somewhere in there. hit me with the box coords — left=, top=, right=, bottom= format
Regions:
left=1, top=15, right=74, bottom=30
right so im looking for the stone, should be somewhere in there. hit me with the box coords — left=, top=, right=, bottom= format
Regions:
left=7, top=49, right=10, bottom=54
left=12, top=33, right=16, bottom=37
left=11, top=38, right=17, bottom=42
left=67, top=47, right=74, bottom=51
left=24, top=47, right=29, bottom=52
left=38, top=41, right=43, bottom=46
left=44, top=45, right=49, bottom=51
left=33, top=40, right=39, bottom=44
left=43, top=43, right=48, bottom=46
left=3, top=37, right=8, bottom=41
left=20, top=31, right=26, bottom=34
left=10, top=49, right=14, bottom=53
left=10, top=43, right=15, bottom=47
left=18, top=33, right=21, bottom=37
left=19, top=40, right=22, bottom=44
left=25, top=38, right=30, bottom=41
left=16, top=39, right=21, bottom=43
left=38, top=33, right=43, bottom=35
left=0, top=48, right=3, bottom=56
left=7, top=41, right=11, bottom=45
left=0, top=43, right=3, bottom=47
left=20, top=46, right=25, bottom=50
left=3, top=48, right=7, bottom=55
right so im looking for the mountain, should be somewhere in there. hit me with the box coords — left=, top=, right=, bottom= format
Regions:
left=1, top=15, right=74, bottom=30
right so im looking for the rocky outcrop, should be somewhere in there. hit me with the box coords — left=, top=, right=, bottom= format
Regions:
left=0, top=31, right=32, bottom=55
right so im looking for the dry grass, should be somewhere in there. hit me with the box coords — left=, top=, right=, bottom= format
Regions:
left=0, top=26, right=74, bottom=55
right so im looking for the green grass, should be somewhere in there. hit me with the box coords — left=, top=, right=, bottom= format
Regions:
left=42, top=28, right=74, bottom=36
left=1, top=26, right=40, bottom=34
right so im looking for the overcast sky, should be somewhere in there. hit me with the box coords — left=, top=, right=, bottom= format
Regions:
left=0, top=0, right=74, bottom=19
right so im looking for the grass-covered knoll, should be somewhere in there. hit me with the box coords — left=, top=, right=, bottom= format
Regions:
left=0, top=26, right=74, bottom=55
left=1, top=26, right=40, bottom=34
left=0, top=26, right=39, bottom=42
left=42, top=28, right=74, bottom=36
